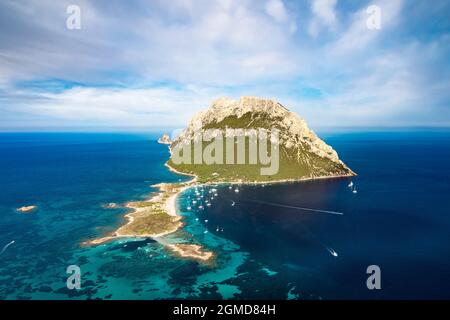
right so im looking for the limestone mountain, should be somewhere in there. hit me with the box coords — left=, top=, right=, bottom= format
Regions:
left=168, top=97, right=355, bottom=183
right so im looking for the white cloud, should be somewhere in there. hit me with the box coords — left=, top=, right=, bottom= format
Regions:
left=331, top=0, right=403, bottom=55
left=308, top=0, right=338, bottom=37
left=265, top=0, right=288, bottom=23
left=312, top=0, right=337, bottom=27
left=3, top=86, right=220, bottom=128
left=294, top=36, right=450, bottom=127
left=0, top=0, right=301, bottom=87
left=0, top=0, right=449, bottom=129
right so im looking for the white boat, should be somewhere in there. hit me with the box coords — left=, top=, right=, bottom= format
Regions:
left=234, top=188, right=239, bottom=193
left=348, top=181, right=354, bottom=188
left=327, top=247, right=338, bottom=257
left=352, top=189, right=358, bottom=194
left=231, top=201, right=235, bottom=207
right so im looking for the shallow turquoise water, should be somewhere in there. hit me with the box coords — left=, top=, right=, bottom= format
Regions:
left=0, top=131, right=449, bottom=299
left=0, top=133, right=252, bottom=299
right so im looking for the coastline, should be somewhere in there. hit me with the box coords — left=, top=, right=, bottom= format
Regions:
left=84, top=160, right=218, bottom=262
left=85, top=149, right=355, bottom=262
left=84, top=181, right=192, bottom=245
left=16, top=205, right=37, bottom=213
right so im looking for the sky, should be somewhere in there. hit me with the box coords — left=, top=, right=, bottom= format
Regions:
left=0, top=0, right=449, bottom=131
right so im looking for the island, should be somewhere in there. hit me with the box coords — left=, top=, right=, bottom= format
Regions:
left=168, top=96, right=355, bottom=183
left=87, top=97, right=355, bottom=262
left=16, top=205, right=37, bottom=213
left=102, top=202, right=119, bottom=209
left=158, top=133, right=172, bottom=145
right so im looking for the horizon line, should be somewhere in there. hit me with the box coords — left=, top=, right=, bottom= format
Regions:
left=1, top=125, right=450, bottom=134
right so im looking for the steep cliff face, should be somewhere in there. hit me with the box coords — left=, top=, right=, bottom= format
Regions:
left=169, top=97, right=355, bottom=183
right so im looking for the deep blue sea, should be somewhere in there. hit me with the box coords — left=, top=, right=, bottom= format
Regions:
left=0, top=131, right=449, bottom=299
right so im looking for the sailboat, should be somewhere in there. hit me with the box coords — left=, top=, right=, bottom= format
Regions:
left=348, top=181, right=354, bottom=188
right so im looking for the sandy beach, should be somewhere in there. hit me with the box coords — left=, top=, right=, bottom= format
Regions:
left=85, top=156, right=353, bottom=263
left=84, top=167, right=216, bottom=262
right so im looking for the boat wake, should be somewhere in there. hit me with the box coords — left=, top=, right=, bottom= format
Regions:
left=0, top=240, right=15, bottom=256
left=325, top=246, right=338, bottom=257
left=247, top=200, right=344, bottom=216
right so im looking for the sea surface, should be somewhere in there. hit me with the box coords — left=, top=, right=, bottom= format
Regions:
left=0, top=130, right=449, bottom=299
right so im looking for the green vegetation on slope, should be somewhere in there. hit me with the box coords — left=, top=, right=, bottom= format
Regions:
left=168, top=112, right=353, bottom=183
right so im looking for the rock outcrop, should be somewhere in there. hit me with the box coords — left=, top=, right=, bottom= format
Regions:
left=158, top=133, right=172, bottom=145
left=169, top=97, right=355, bottom=182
